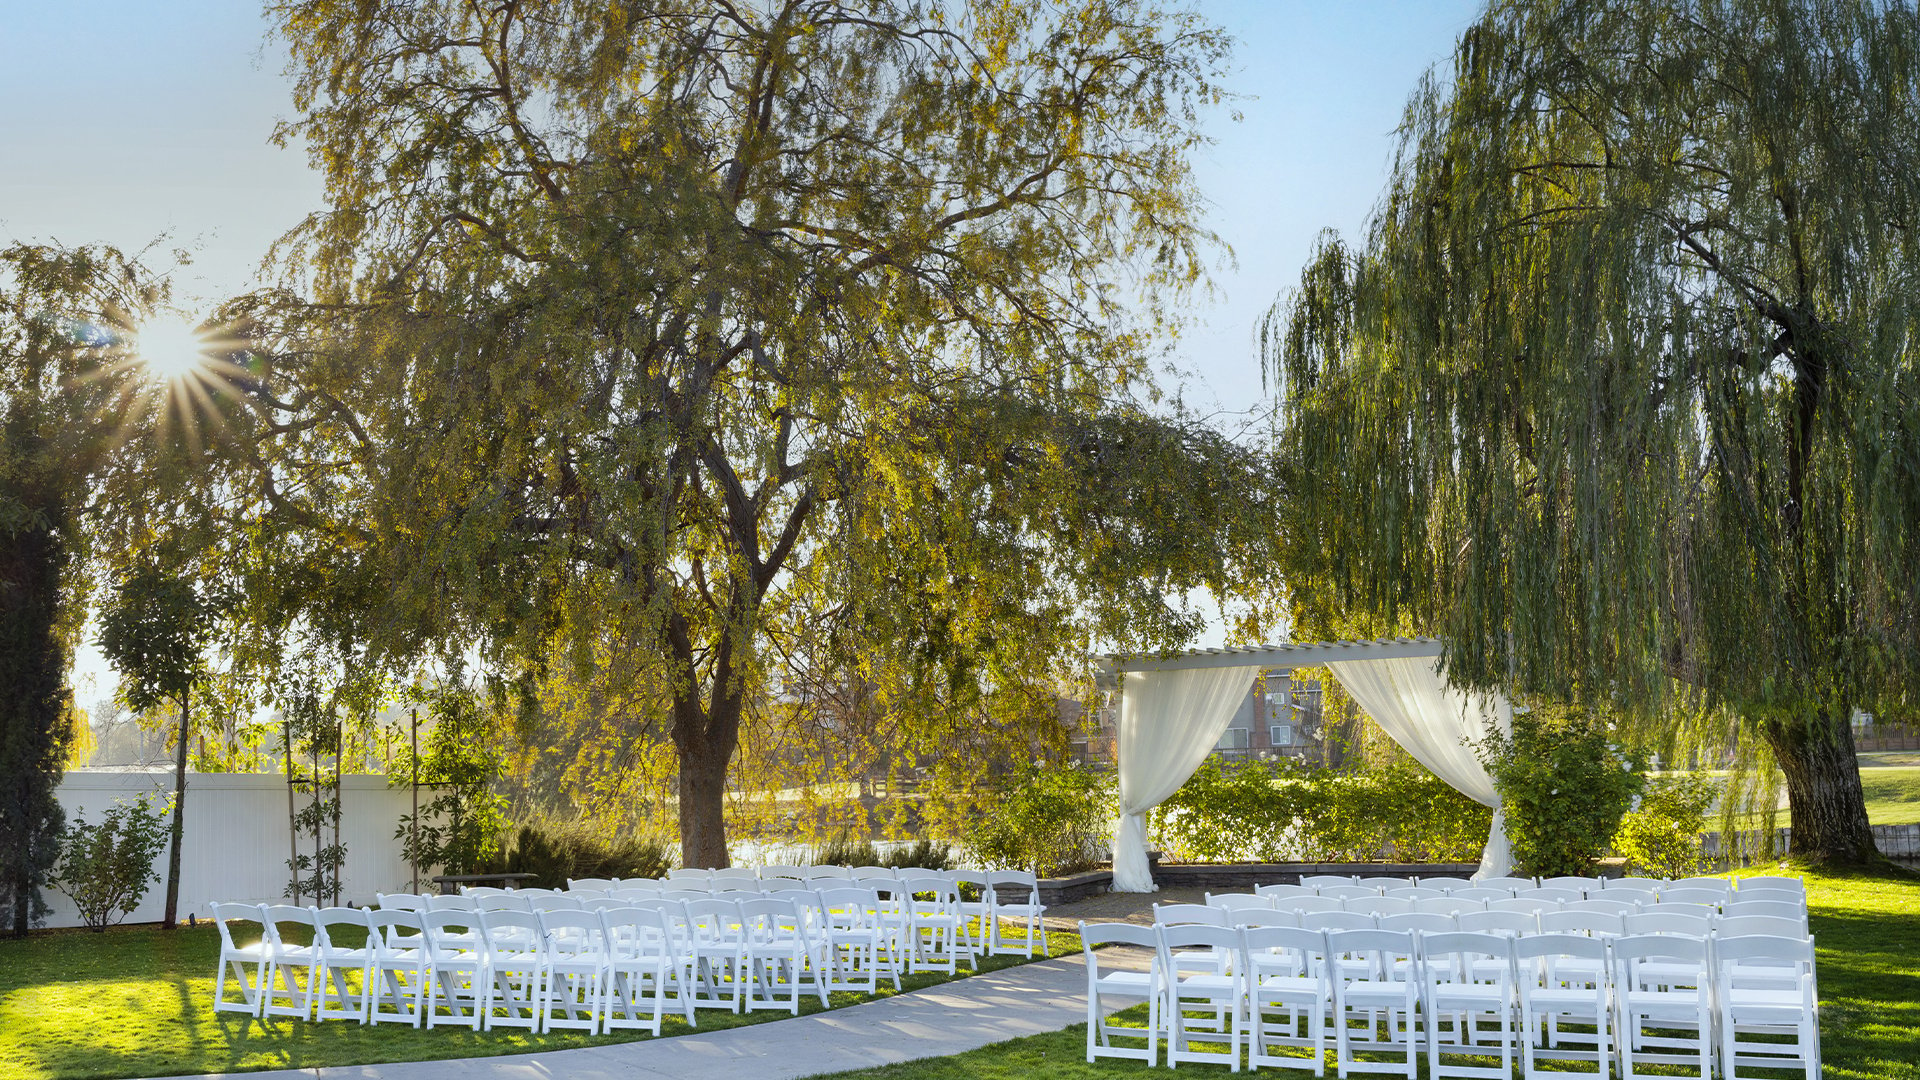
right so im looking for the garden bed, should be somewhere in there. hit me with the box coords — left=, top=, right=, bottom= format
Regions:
left=1037, top=859, right=1487, bottom=905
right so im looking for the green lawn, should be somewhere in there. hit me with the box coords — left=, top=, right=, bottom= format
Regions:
left=0, top=918, right=1079, bottom=1080
left=1862, top=765, right=1920, bottom=825
left=811, top=866, right=1919, bottom=1080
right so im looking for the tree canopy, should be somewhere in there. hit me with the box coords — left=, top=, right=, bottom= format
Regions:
left=213, top=0, right=1273, bottom=864
left=1268, top=0, right=1920, bottom=864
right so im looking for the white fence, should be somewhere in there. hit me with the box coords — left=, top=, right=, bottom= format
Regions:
left=45, top=771, right=434, bottom=930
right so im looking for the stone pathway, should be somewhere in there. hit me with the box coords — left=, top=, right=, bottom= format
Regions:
left=136, top=897, right=1171, bottom=1080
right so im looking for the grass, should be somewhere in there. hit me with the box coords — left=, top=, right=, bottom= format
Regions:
left=0, top=918, right=1081, bottom=1080
left=1861, top=765, right=1920, bottom=825
left=808, top=865, right=1919, bottom=1080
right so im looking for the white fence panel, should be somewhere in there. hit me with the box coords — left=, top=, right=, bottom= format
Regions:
left=44, top=771, right=435, bottom=930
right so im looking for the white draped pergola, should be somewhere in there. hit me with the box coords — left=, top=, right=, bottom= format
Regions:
left=1103, top=637, right=1512, bottom=892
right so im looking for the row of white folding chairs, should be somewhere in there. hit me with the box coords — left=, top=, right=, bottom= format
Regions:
left=1165, top=900, right=1809, bottom=942
left=208, top=890, right=963, bottom=1033
left=620, top=864, right=999, bottom=887
left=419, top=875, right=1046, bottom=960
left=1082, top=920, right=1819, bottom=1079
left=1213, top=890, right=1808, bottom=926
left=1275, top=874, right=1806, bottom=907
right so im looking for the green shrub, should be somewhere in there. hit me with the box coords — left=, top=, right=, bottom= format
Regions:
left=812, top=836, right=883, bottom=867
left=1477, top=704, right=1645, bottom=878
left=882, top=838, right=953, bottom=871
left=963, top=761, right=1114, bottom=876
left=51, top=795, right=170, bottom=932
left=1156, top=757, right=1491, bottom=864
left=479, top=819, right=674, bottom=888
left=1613, top=772, right=1718, bottom=878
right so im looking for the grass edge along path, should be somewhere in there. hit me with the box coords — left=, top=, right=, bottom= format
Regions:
left=0, top=917, right=1081, bottom=1080
left=802, top=866, right=1920, bottom=1080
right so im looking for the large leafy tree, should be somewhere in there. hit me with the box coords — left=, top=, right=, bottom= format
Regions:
left=228, top=0, right=1270, bottom=866
left=1, top=244, right=173, bottom=934
left=1269, top=0, right=1920, bottom=864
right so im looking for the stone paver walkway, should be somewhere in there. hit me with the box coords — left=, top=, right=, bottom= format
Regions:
left=137, top=902, right=1171, bottom=1080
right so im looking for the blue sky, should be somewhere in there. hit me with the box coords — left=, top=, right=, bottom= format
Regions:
left=1, top=1, right=1482, bottom=694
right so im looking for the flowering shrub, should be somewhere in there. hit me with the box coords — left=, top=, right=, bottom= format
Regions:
left=1476, top=705, right=1645, bottom=878
left=1612, top=771, right=1718, bottom=877
left=1156, top=757, right=1491, bottom=864
left=51, top=795, right=170, bottom=931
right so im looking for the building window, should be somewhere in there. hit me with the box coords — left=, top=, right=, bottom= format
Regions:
left=1270, top=724, right=1293, bottom=746
left=1218, top=727, right=1249, bottom=750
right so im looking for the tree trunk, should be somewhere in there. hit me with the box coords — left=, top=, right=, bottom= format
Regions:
left=163, top=686, right=189, bottom=929
left=1763, top=706, right=1880, bottom=866
left=674, top=688, right=741, bottom=870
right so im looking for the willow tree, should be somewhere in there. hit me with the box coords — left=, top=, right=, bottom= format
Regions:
left=231, top=0, right=1269, bottom=866
left=1268, top=0, right=1920, bottom=865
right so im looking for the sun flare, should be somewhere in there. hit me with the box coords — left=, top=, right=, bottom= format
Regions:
left=135, top=319, right=210, bottom=382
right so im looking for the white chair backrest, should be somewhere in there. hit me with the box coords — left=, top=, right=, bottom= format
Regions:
left=1318, top=885, right=1380, bottom=901
left=1721, top=899, right=1805, bottom=923
left=1712, top=933, right=1814, bottom=979
left=1716, top=914, right=1808, bottom=938
left=1384, top=886, right=1448, bottom=900
left=1489, top=896, right=1559, bottom=915
left=209, top=902, right=265, bottom=950
left=538, top=908, right=607, bottom=954
left=1739, top=874, right=1806, bottom=896
left=1479, top=876, right=1537, bottom=892
left=1345, top=895, right=1412, bottom=917
left=1282, top=895, right=1343, bottom=915
left=1624, top=909, right=1711, bottom=937
left=1656, top=887, right=1726, bottom=906
left=1564, top=897, right=1639, bottom=916
left=530, top=894, right=584, bottom=912
left=1732, top=887, right=1806, bottom=907
left=666, top=867, right=711, bottom=882
left=1242, top=924, right=1328, bottom=976
left=1255, top=882, right=1313, bottom=899
left=1156, top=922, right=1242, bottom=977
left=1537, top=875, right=1603, bottom=896
left=1379, top=911, right=1455, bottom=935
left=759, top=865, right=808, bottom=880
left=261, top=904, right=315, bottom=947
left=476, top=893, right=532, bottom=911
left=986, top=869, right=1041, bottom=903
left=1646, top=900, right=1719, bottom=920
left=1670, top=876, right=1733, bottom=897
left=1364, top=876, right=1419, bottom=891
left=1207, top=892, right=1273, bottom=912
left=426, top=893, right=477, bottom=911
left=312, top=906, right=369, bottom=950
left=1457, top=909, right=1537, bottom=936
left=1604, top=876, right=1663, bottom=895
left=1539, top=909, right=1624, bottom=937
left=1299, top=910, right=1375, bottom=933
left=1324, top=928, right=1417, bottom=983
left=1514, top=931, right=1609, bottom=983
left=806, top=865, right=852, bottom=880
left=567, top=877, right=618, bottom=891
left=852, top=866, right=895, bottom=879
left=1154, top=902, right=1229, bottom=926
left=419, top=909, right=482, bottom=955
left=1416, top=876, right=1474, bottom=892
left=376, top=892, right=427, bottom=911
left=479, top=908, right=545, bottom=951
left=1612, top=932, right=1709, bottom=987
left=600, top=905, right=669, bottom=958
left=1302, top=874, right=1360, bottom=890
left=1450, top=886, right=1513, bottom=902
left=462, top=886, right=507, bottom=897
left=1518, top=886, right=1584, bottom=905
left=1422, top=930, right=1513, bottom=984
left=367, top=906, right=425, bottom=949
left=1417, top=896, right=1487, bottom=916
left=1233, top=908, right=1300, bottom=928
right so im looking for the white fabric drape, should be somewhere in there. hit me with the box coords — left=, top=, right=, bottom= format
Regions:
left=1111, top=665, right=1262, bottom=892
left=1322, top=655, right=1513, bottom=878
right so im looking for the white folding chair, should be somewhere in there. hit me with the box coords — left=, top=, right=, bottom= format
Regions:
left=365, top=907, right=430, bottom=1026
left=1380, top=912, right=1455, bottom=935
left=478, top=908, right=547, bottom=1030
left=1283, top=895, right=1345, bottom=915
left=1656, top=887, right=1726, bottom=907
left=312, top=906, right=375, bottom=1022
left=666, top=867, right=712, bottom=884
left=476, top=893, right=532, bottom=912
left=1539, top=910, right=1624, bottom=938
left=1300, top=910, right=1375, bottom=934
left=602, top=904, right=690, bottom=1032
left=683, top=897, right=748, bottom=1013
left=539, top=908, right=610, bottom=1033
left=1623, top=909, right=1711, bottom=938
left=759, top=864, right=809, bottom=882
left=1082, top=921, right=1162, bottom=1065
left=817, top=886, right=895, bottom=993
left=1603, top=877, right=1664, bottom=898
left=421, top=909, right=488, bottom=1030
left=209, top=902, right=270, bottom=1017
left=1156, top=902, right=1231, bottom=926
left=1514, top=933, right=1612, bottom=1079
left=260, top=904, right=321, bottom=1020
left=1242, top=925, right=1330, bottom=1075
left=1517, top=887, right=1584, bottom=906
left=1715, top=914, right=1808, bottom=939
left=1303, top=874, right=1361, bottom=891
left=568, top=877, right=619, bottom=892
left=426, top=893, right=478, bottom=911
left=530, top=894, right=584, bottom=912
left=1715, top=934, right=1821, bottom=1080
left=1256, top=882, right=1315, bottom=901
left=805, top=865, right=852, bottom=881
left=1158, top=923, right=1245, bottom=1070
left=1420, top=931, right=1515, bottom=1080
left=1234, top=908, right=1301, bottom=928
left=741, top=896, right=828, bottom=1014
left=900, top=874, right=975, bottom=974
left=1721, top=899, right=1807, bottom=927
left=1366, top=877, right=1420, bottom=891
left=1319, top=885, right=1382, bottom=901
left=376, top=892, right=428, bottom=911
left=1211, top=892, right=1277, bottom=913
left=1612, top=933, right=1712, bottom=1079
left=1670, top=876, right=1733, bottom=898
left=1564, top=897, right=1638, bottom=917
left=1325, top=928, right=1423, bottom=1078
left=986, top=869, right=1048, bottom=957
left=1450, top=887, right=1513, bottom=903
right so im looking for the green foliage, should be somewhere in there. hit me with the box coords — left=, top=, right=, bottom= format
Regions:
left=882, top=839, right=953, bottom=872
left=50, top=796, right=170, bottom=932
left=1478, top=707, right=1646, bottom=878
left=811, top=836, right=884, bottom=868
left=1613, top=772, right=1720, bottom=879
left=1156, top=757, right=1492, bottom=864
left=96, top=566, right=217, bottom=715
left=480, top=820, right=676, bottom=890
left=1265, top=0, right=1919, bottom=863
left=963, top=762, right=1114, bottom=876
left=392, top=686, right=509, bottom=876
left=237, top=0, right=1267, bottom=870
